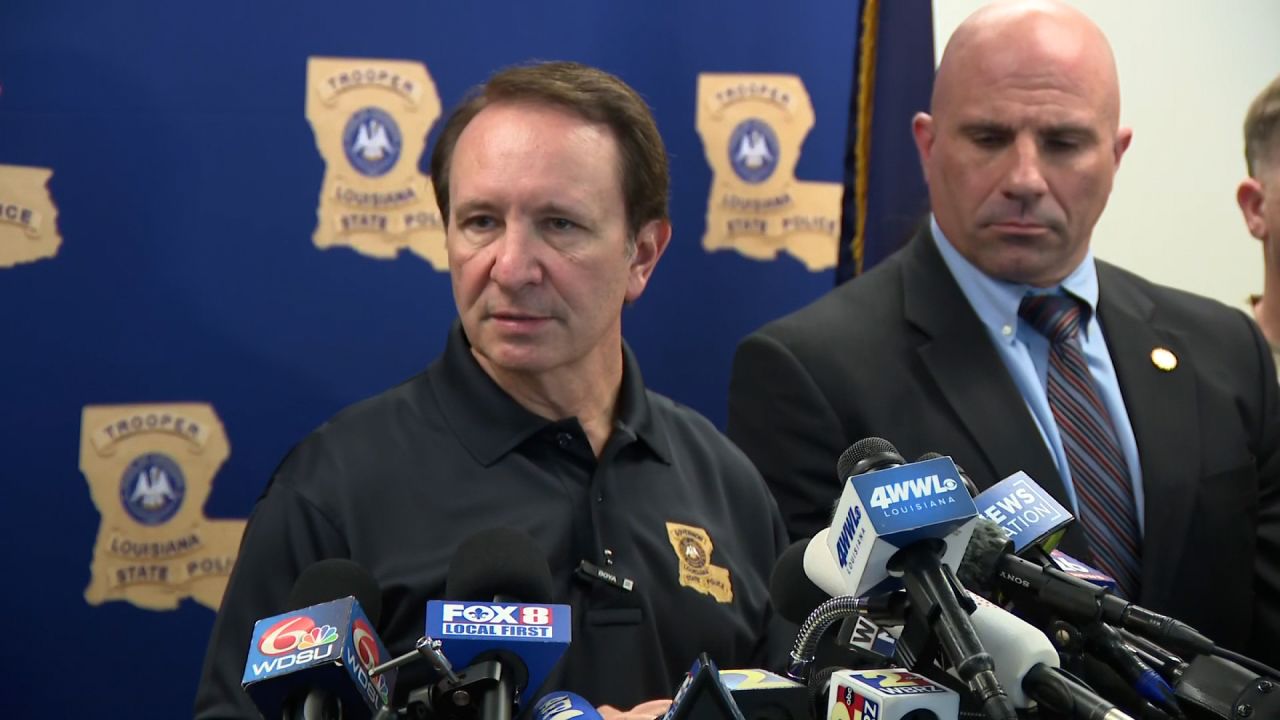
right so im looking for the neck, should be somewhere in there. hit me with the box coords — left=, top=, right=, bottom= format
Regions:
left=1258, top=241, right=1280, bottom=349
left=474, top=343, right=624, bottom=458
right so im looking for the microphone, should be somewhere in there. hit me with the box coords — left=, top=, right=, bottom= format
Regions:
left=241, top=558, right=397, bottom=719
left=531, top=690, right=603, bottom=720
left=824, top=668, right=959, bottom=720
left=796, top=525, right=1138, bottom=717
left=771, top=536, right=835, bottom=624
left=957, top=517, right=1217, bottom=659
left=970, top=472, right=1177, bottom=713
left=771, top=531, right=897, bottom=671
left=967, top=596, right=1139, bottom=719
left=424, top=528, right=571, bottom=720
left=827, top=437, right=1014, bottom=720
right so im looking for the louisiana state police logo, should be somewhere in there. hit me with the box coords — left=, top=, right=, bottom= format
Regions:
left=119, top=452, right=185, bottom=525
left=666, top=522, right=733, bottom=603
left=728, top=118, right=779, bottom=184
left=343, top=106, right=402, bottom=178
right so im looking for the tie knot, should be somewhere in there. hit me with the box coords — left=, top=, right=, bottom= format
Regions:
left=1020, top=293, right=1085, bottom=344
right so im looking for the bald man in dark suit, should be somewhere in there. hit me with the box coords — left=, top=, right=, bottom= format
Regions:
left=728, top=0, right=1280, bottom=666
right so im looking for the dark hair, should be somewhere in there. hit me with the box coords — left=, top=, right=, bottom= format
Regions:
left=1245, top=73, right=1280, bottom=177
left=430, top=60, right=669, bottom=238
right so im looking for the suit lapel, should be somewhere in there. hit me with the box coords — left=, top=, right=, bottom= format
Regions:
left=899, top=231, right=1072, bottom=536
left=1095, top=263, right=1199, bottom=602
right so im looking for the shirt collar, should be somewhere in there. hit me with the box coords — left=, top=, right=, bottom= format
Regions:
left=429, top=320, right=672, bottom=466
left=929, top=216, right=1100, bottom=340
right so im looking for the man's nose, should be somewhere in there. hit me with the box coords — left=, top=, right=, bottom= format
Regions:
left=1002, top=135, right=1049, bottom=202
left=489, top=221, right=543, bottom=288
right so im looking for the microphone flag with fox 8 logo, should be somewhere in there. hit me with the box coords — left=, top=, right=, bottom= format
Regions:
left=826, top=669, right=959, bottom=720
left=426, top=600, right=572, bottom=708
left=241, top=595, right=396, bottom=717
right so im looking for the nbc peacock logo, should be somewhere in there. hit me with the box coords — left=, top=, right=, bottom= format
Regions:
left=258, top=615, right=340, bottom=656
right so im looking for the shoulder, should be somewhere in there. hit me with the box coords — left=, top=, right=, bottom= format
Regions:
left=645, top=391, right=772, bottom=492
left=1100, top=262, right=1262, bottom=342
left=273, top=372, right=437, bottom=492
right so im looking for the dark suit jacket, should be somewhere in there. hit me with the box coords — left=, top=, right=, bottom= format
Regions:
left=728, top=228, right=1280, bottom=664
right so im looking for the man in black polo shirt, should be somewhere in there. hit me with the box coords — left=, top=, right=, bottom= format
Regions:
left=194, top=61, right=789, bottom=718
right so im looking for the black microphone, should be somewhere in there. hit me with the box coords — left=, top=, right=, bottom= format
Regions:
left=445, top=527, right=556, bottom=604
left=242, top=558, right=395, bottom=720
left=957, top=517, right=1218, bottom=659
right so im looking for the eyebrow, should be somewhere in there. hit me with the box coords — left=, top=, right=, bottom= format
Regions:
left=957, top=121, right=1099, bottom=140
left=452, top=199, right=499, bottom=219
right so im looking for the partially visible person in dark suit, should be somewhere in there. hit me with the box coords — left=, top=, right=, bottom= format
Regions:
left=728, top=0, right=1280, bottom=666
left=1239, top=72, right=1280, bottom=366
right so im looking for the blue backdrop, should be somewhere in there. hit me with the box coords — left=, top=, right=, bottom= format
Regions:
left=0, top=1, right=890, bottom=715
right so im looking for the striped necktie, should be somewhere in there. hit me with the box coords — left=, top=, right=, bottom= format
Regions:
left=1019, top=293, right=1142, bottom=598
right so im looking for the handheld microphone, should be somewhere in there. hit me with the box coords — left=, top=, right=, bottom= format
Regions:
left=241, top=558, right=397, bottom=719
left=531, top=690, right=603, bottom=720
left=828, top=437, right=1013, bottom=720
left=824, top=668, right=959, bottom=720
left=425, top=528, right=571, bottom=720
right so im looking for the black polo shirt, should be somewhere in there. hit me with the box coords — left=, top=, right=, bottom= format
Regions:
left=195, top=322, right=789, bottom=718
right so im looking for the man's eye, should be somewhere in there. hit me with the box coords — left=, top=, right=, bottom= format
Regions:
left=546, top=217, right=578, bottom=231
left=1044, top=138, right=1081, bottom=153
left=464, top=215, right=497, bottom=230
left=972, top=133, right=1008, bottom=148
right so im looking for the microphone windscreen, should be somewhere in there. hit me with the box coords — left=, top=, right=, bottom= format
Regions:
left=836, top=437, right=903, bottom=480
left=770, top=537, right=831, bottom=623
left=445, top=527, right=555, bottom=603
left=957, top=518, right=1012, bottom=599
left=286, top=558, right=383, bottom=625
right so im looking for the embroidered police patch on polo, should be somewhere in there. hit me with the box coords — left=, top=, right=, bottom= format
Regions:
left=665, top=522, right=733, bottom=603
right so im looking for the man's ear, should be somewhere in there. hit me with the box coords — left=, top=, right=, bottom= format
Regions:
left=625, top=219, right=672, bottom=303
left=1239, top=178, right=1268, bottom=241
left=911, top=112, right=936, bottom=181
left=1113, top=126, right=1134, bottom=169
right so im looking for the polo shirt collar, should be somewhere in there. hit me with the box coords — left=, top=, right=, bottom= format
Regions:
left=430, top=321, right=672, bottom=466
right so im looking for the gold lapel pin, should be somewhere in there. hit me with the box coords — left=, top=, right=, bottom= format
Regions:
left=1151, top=347, right=1178, bottom=371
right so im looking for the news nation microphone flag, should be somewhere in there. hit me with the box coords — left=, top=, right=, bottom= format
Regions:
left=972, top=471, right=1073, bottom=555
left=242, top=596, right=396, bottom=717
left=836, top=0, right=935, bottom=282
left=426, top=599, right=572, bottom=709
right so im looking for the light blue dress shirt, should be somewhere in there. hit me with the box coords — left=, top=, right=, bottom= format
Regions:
left=929, top=217, right=1145, bottom=533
